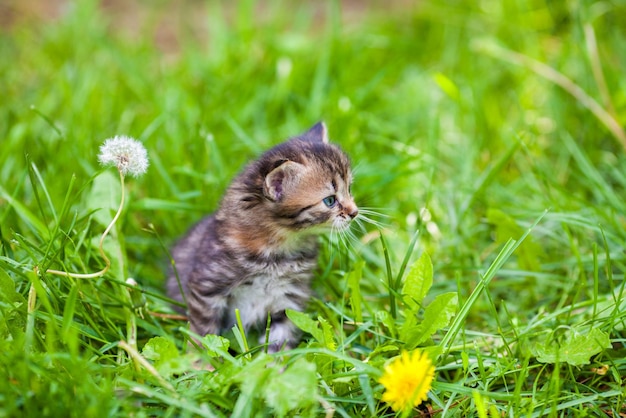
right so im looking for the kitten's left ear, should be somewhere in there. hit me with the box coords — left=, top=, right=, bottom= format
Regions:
left=302, top=122, right=329, bottom=144
left=264, top=160, right=305, bottom=201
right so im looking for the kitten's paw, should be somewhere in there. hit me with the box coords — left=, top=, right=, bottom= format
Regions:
left=264, top=319, right=299, bottom=353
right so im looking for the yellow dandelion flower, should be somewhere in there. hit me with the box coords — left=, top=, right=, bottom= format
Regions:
left=379, top=350, right=435, bottom=412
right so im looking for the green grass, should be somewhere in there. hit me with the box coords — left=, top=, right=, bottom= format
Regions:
left=1, top=0, right=626, bottom=416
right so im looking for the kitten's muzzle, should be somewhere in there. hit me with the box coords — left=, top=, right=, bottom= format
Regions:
left=342, top=204, right=358, bottom=220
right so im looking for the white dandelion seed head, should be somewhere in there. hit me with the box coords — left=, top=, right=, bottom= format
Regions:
left=98, top=135, right=149, bottom=177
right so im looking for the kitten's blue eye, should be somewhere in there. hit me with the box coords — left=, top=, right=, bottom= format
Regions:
left=323, top=195, right=337, bottom=208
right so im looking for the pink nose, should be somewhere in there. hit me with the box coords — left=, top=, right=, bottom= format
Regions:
left=348, top=207, right=358, bottom=219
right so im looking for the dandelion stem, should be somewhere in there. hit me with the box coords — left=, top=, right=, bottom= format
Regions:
left=97, top=169, right=126, bottom=269
left=44, top=170, right=126, bottom=279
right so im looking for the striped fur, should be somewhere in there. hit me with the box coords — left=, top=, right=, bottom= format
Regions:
left=167, top=122, right=357, bottom=352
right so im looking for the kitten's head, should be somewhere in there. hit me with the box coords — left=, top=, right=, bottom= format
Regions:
left=239, top=122, right=358, bottom=234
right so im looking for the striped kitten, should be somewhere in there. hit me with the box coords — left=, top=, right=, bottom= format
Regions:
left=167, top=122, right=358, bottom=352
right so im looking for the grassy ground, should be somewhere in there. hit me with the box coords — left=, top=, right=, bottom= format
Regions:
left=1, top=0, right=625, bottom=416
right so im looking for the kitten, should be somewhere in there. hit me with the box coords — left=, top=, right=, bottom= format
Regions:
left=167, top=122, right=358, bottom=352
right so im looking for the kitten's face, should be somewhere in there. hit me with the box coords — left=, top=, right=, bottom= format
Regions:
left=261, top=123, right=358, bottom=233
left=276, top=165, right=358, bottom=232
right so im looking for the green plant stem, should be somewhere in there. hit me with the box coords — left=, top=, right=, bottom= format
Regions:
left=378, top=230, right=396, bottom=319
left=235, top=309, right=250, bottom=354
left=264, top=312, right=271, bottom=354
left=43, top=170, right=125, bottom=279
left=126, top=306, right=137, bottom=352
left=126, top=313, right=139, bottom=375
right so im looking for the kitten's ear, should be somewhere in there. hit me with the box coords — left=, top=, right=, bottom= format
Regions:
left=264, top=160, right=305, bottom=201
left=302, top=122, right=329, bottom=144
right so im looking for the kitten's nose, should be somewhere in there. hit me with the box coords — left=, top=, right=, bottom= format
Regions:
left=348, top=207, right=359, bottom=219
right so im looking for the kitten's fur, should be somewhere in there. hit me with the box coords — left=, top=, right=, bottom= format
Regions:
left=167, top=122, right=358, bottom=352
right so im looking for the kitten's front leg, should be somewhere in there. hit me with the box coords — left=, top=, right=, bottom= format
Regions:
left=262, top=279, right=312, bottom=352
left=187, top=287, right=228, bottom=338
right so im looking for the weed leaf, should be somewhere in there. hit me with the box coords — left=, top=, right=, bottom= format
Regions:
left=201, top=333, right=231, bottom=357
left=0, top=268, right=22, bottom=304
left=531, top=328, right=611, bottom=366
left=319, top=316, right=337, bottom=350
left=347, top=261, right=364, bottom=325
left=286, top=309, right=336, bottom=349
left=404, top=292, right=458, bottom=349
left=142, top=336, right=194, bottom=376
left=402, top=252, right=433, bottom=311
left=286, top=309, right=322, bottom=341
left=234, top=354, right=317, bottom=417
left=263, top=357, right=318, bottom=416
left=376, top=310, right=397, bottom=338
left=0, top=269, right=26, bottom=341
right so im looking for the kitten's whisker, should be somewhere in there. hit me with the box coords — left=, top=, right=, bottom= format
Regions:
left=332, top=225, right=352, bottom=257
left=358, top=209, right=390, bottom=219
left=340, top=224, right=362, bottom=254
left=357, top=214, right=388, bottom=229
left=338, top=228, right=351, bottom=252
left=330, top=224, right=353, bottom=255
left=358, top=211, right=390, bottom=225
left=358, top=207, right=391, bottom=216
left=328, top=226, right=338, bottom=259
left=354, top=218, right=369, bottom=234
left=345, top=228, right=360, bottom=248
left=355, top=207, right=390, bottom=229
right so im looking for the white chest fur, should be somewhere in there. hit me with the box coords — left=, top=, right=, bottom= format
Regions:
left=226, top=271, right=311, bottom=330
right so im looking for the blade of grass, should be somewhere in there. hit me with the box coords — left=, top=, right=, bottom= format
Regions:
left=393, top=228, right=421, bottom=293
left=530, top=390, right=622, bottom=418
left=30, top=105, right=64, bottom=138
left=0, top=185, right=49, bottom=239
left=61, top=282, right=79, bottom=340
left=357, top=373, right=376, bottom=416
left=234, top=308, right=250, bottom=356
left=378, top=230, right=396, bottom=319
left=27, top=158, right=57, bottom=225
left=440, top=210, right=548, bottom=355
